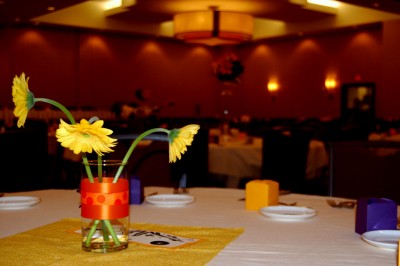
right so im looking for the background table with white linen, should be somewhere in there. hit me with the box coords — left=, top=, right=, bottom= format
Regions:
left=368, top=132, right=400, bottom=156
left=208, top=137, right=329, bottom=188
left=0, top=187, right=396, bottom=265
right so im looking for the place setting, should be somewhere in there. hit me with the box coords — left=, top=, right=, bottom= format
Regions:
left=244, top=179, right=318, bottom=222
left=361, top=230, right=400, bottom=250
left=144, top=193, right=195, bottom=207
left=356, top=197, right=399, bottom=251
left=258, top=205, right=317, bottom=221
left=0, top=196, right=41, bottom=210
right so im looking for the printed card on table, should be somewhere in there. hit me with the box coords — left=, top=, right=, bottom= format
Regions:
left=129, top=229, right=202, bottom=249
left=71, top=228, right=203, bottom=249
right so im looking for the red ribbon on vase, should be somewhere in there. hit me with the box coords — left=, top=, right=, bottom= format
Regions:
left=81, top=178, right=129, bottom=219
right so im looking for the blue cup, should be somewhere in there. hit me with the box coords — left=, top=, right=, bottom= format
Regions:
left=355, top=197, right=397, bottom=235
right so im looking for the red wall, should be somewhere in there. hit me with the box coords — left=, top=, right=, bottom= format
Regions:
left=238, top=28, right=382, bottom=119
left=381, top=20, right=400, bottom=119
left=0, top=22, right=396, bottom=120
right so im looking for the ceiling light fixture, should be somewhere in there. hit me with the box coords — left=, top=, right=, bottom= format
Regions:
left=173, top=7, right=253, bottom=46
left=307, top=0, right=340, bottom=8
left=104, top=0, right=122, bottom=10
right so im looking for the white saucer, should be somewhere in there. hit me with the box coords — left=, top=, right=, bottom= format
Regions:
left=259, top=206, right=317, bottom=221
left=0, top=196, right=41, bottom=210
left=361, top=230, right=400, bottom=250
left=145, top=194, right=194, bottom=207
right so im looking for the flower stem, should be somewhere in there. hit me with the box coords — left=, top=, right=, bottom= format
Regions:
left=112, top=127, right=170, bottom=183
left=34, top=97, right=95, bottom=181
left=85, top=219, right=100, bottom=247
left=84, top=220, right=120, bottom=248
left=34, top=98, right=76, bottom=124
left=82, top=154, right=93, bottom=182
left=97, top=155, right=102, bottom=183
left=101, top=221, right=110, bottom=242
left=103, top=220, right=120, bottom=246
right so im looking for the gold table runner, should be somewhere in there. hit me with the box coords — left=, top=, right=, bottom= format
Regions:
left=0, top=218, right=243, bottom=266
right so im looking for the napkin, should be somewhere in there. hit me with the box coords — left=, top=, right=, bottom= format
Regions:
left=0, top=218, right=243, bottom=266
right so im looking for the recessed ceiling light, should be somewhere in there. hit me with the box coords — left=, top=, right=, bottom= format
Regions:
left=47, top=6, right=56, bottom=11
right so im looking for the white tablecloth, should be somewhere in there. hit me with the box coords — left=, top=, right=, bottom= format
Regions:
left=208, top=138, right=328, bottom=187
left=368, top=132, right=400, bottom=156
left=0, top=188, right=395, bottom=265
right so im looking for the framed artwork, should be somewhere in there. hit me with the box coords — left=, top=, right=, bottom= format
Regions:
left=340, top=82, right=375, bottom=122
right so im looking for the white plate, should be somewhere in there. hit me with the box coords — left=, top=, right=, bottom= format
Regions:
left=0, top=196, right=40, bottom=210
left=361, top=230, right=400, bottom=250
left=145, top=194, right=194, bottom=207
left=259, top=206, right=317, bottom=221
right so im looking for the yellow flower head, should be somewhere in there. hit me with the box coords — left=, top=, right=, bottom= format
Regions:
left=12, top=73, right=35, bottom=128
left=56, top=118, right=117, bottom=156
left=168, top=124, right=200, bottom=163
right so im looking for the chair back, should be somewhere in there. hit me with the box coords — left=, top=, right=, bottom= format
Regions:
left=170, top=128, right=210, bottom=187
left=129, top=141, right=174, bottom=187
left=0, top=121, right=48, bottom=192
left=261, top=129, right=311, bottom=192
left=328, top=140, right=400, bottom=203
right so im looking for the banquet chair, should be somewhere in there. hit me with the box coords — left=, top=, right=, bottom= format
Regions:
left=170, top=128, right=217, bottom=188
left=105, top=133, right=174, bottom=187
left=328, top=140, right=400, bottom=203
left=0, top=121, right=49, bottom=192
left=128, top=141, right=174, bottom=187
left=260, top=129, right=311, bottom=193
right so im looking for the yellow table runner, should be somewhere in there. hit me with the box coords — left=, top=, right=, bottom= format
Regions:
left=0, top=218, right=243, bottom=266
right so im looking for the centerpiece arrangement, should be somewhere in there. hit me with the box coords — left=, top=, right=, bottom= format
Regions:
left=12, top=73, right=200, bottom=253
left=211, top=53, right=244, bottom=84
left=211, top=53, right=244, bottom=116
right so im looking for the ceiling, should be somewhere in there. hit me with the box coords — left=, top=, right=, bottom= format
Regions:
left=1, top=0, right=400, bottom=44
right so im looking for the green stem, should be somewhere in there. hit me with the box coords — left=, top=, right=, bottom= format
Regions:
left=35, top=98, right=76, bottom=124
left=35, top=97, right=95, bottom=181
left=84, top=220, right=120, bottom=248
left=103, top=220, right=120, bottom=246
left=82, top=154, right=93, bottom=183
left=97, top=155, right=102, bottom=183
left=85, top=219, right=100, bottom=247
left=101, top=221, right=110, bottom=242
left=112, top=127, right=170, bottom=183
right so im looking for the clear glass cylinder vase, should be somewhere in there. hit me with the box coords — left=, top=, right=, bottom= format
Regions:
left=80, top=160, right=129, bottom=253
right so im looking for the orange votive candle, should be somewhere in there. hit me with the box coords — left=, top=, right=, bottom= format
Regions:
left=245, top=179, right=279, bottom=211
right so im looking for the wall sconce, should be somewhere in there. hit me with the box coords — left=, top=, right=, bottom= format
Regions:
left=324, top=77, right=338, bottom=99
left=267, top=80, right=279, bottom=101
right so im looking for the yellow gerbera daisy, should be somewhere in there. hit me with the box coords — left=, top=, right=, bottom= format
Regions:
left=12, top=73, right=35, bottom=128
left=56, top=118, right=117, bottom=156
left=168, top=124, right=200, bottom=163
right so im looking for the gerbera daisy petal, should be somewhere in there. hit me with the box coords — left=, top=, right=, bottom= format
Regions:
left=168, top=124, right=200, bottom=163
left=12, top=73, right=35, bottom=128
left=56, top=119, right=117, bottom=156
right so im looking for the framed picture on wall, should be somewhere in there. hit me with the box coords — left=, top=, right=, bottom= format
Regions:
left=340, top=82, right=376, bottom=124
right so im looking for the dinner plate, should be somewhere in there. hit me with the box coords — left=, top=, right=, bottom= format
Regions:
left=145, top=194, right=195, bottom=207
left=361, top=230, right=400, bottom=250
left=259, top=206, right=317, bottom=221
left=0, top=196, right=41, bottom=210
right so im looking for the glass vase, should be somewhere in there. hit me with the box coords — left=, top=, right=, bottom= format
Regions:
left=80, top=160, right=129, bottom=253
